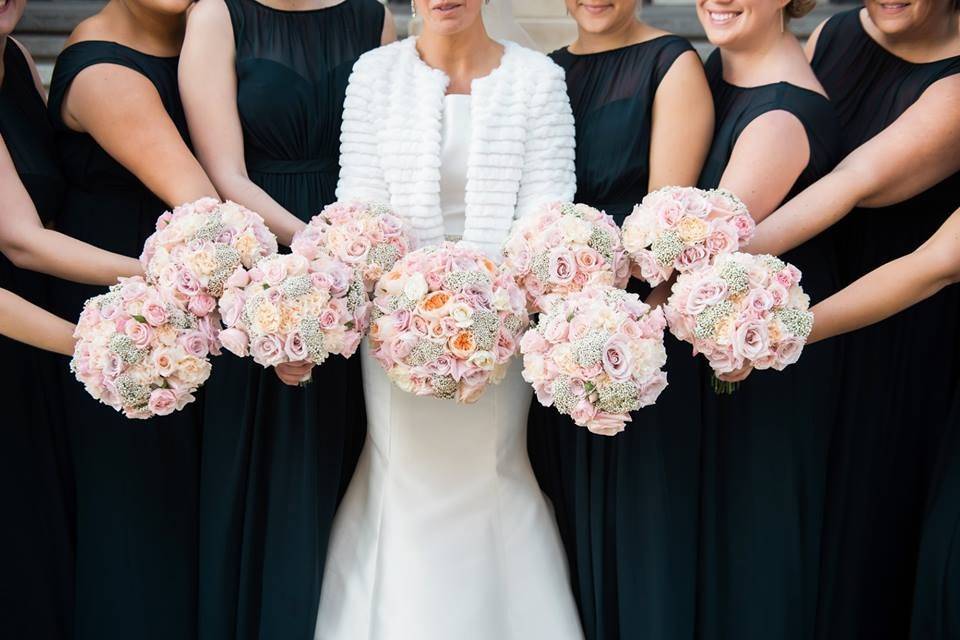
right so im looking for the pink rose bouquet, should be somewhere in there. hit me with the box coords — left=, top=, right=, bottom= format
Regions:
left=71, top=276, right=215, bottom=419
left=622, top=187, right=755, bottom=286
left=369, top=242, right=529, bottom=403
left=291, top=201, right=412, bottom=292
left=502, top=202, right=630, bottom=313
left=141, top=198, right=279, bottom=316
left=217, top=253, right=368, bottom=373
left=520, top=286, right=669, bottom=436
left=664, top=252, right=815, bottom=391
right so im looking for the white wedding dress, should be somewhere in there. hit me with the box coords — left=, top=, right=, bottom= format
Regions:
left=314, top=96, right=583, bottom=640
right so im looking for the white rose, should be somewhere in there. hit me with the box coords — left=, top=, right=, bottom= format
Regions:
left=403, top=273, right=429, bottom=301
left=468, top=350, right=496, bottom=371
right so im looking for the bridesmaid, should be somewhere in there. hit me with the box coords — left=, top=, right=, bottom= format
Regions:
left=692, top=0, right=842, bottom=638
left=800, top=207, right=960, bottom=639
left=46, top=0, right=218, bottom=637
left=179, top=0, right=392, bottom=637
left=746, top=2, right=960, bottom=636
left=527, top=1, right=713, bottom=638
left=0, top=5, right=146, bottom=636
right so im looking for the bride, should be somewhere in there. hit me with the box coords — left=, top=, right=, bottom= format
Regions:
left=313, top=1, right=583, bottom=639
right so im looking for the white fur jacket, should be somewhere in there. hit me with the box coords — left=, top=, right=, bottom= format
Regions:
left=336, top=37, right=577, bottom=257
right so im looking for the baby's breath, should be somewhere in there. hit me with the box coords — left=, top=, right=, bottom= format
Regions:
left=775, top=308, right=814, bottom=338
left=651, top=230, right=684, bottom=267
left=597, top=382, right=640, bottom=414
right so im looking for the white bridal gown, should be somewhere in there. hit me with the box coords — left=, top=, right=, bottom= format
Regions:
left=315, top=95, right=584, bottom=640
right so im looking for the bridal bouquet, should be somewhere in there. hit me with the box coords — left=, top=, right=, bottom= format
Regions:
left=520, top=286, right=668, bottom=436
left=71, top=277, right=215, bottom=419
left=664, top=252, right=814, bottom=386
left=369, top=242, right=529, bottom=403
left=502, top=202, right=630, bottom=313
left=217, top=253, right=368, bottom=370
left=622, top=187, right=755, bottom=286
left=291, top=201, right=412, bottom=292
left=141, top=197, right=278, bottom=316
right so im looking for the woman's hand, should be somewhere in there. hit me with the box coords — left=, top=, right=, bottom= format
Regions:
left=275, top=361, right=314, bottom=386
left=717, top=363, right=753, bottom=384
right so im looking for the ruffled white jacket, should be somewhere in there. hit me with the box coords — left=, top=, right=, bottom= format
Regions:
left=337, top=37, right=577, bottom=257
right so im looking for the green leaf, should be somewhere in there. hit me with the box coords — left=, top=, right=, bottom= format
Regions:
left=133, top=314, right=147, bottom=323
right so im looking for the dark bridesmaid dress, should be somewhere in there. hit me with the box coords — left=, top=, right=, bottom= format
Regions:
left=198, top=1, right=382, bottom=638
left=809, top=10, right=960, bottom=639
left=529, top=36, right=704, bottom=640
left=696, top=50, right=842, bottom=640
left=47, top=41, right=201, bottom=640
left=0, top=39, right=74, bottom=640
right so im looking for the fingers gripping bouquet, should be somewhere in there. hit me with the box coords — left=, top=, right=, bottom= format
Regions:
left=71, top=277, right=216, bottom=419
left=217, top=253, right=369, bottom=374
left=520, top=286, right=669, bottom=436
left=140, top=197, right=279, bottom=317
left=369, top=242, right=529, bottom=403
left=623, top=187, right=755, bottom=286
left=664, top=252, right=815, bottom=391
left=291, top=201, right=413, bottom=292
left=502, top=202, right=630, bottom=313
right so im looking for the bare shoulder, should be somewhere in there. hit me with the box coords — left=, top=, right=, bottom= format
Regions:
left=186, top=0, right=232, bottom=30
left=63, top=14, right=112, bottom=49
left=737, top=109, right=808, bottom=152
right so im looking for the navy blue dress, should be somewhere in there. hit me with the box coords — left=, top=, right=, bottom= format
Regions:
left=197, top=2, right=383, bottom=638
left=697, top=49, right=842, bottom=640
left=810, top=10, right=960, bottom=639
left=0, top=39, right=74, bottom=640
left=530, top=35, right=704, bottom=640
left=48, top=41, right=201, bottom=640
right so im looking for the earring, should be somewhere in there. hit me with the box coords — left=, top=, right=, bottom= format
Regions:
left=780, top=8, right=784, bottom=33
left=411, top=0, right=416, bottom=18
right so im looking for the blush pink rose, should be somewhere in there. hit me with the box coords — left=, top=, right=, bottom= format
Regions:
left=547, top=248, right=577, bottom=286
left=176, top=269, right=202, bottom=297
left=251, top=335, right=284, bottom=366
left=180, top=330, right=210, bottom=358
left=676, top=245, right=710, bottom=272
left=142, top=301, right=168, bottom=327
left=261, top=260, right=288, bottom=287
left=284, top=332, right=309, bottom=361
left=732, top=320, right=769, bottom=362
left=188, top=293, right=217, bottom=317
left=773, top=336, right=804, bottom=370
left=218, top=328, right=249, bottom=357
left=731, top=213, right=756, bottom=244
left=686, top=278, right=728, bottom=314
left=148, top=389, right=178, bottom=416
left=124, top=318, right=153, bottom=349
left=602, top=335, right=633, bottom=381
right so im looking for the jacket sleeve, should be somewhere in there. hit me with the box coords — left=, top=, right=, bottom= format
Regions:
left=336, top=59, right=391, bottom=204
left=515, top=63, right=577, bottom=219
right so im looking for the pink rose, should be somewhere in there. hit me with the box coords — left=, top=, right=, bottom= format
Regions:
left=731, top=213, right=756, bottom=244
left=774, top=270, right=794, bottom=288
left=676, top=245, right=709, bottom=272
left=176, top=269, right=202, bottom=297
left=575, top=248, right=603, bottom=273
left=767, top=282, right=789, bottom=307
left=602, top=335, right=633, bottom=381
left=686, top=278, right=728, bottom=314
left=220, top=328, right=250, bottom=358
left=250, top=335, right=285, bottom=366
left=677, top=191, right=711, bottom=218
left=542, top=316, right=569, bottom=343
left=120, top=278, right=148, bottom=301
left=284, top=332, right=310, bottom=361
left=103, top=352, right=123, bottom=378
left=261, top=260, right=288, bottom=287
left=655, top=202, right=683, bottom=228
left=225, top=267, right=251, bottom=289
left=704, top=220, right=738, bottom=256
left=773, top=336, right=804, bottom=370
left=148, top=389, right=178, bottom=416
left=124, top=318, right=153, bottom=349
left=707, top=346, right=744, bottom=375
left=570, top=398, right=597, bottom=427
left=142, top=301, right=168, bottom=327
left=343, top=237, right=371, bottom=264
left=631, top=250, right=669, bottom=286
left=188, top=293, right=217, bottom=317
left=387, top=333, right=418, bottom=362
left=732, top=319, right=769, bottom=362
left=637, top=371, right=668, bottom=407
left=587, top=412, right=628, bottom=437
left=318, top=308, right=341, bottom=331
left=547, top=248, right=577, bottom=286
left=495, top=330, right=517, bottom=361
left=520, top=329, right=549, bottom=354
left=745, top=288, right=774, bottom=314
left=180, top=330, right=210, bottom=358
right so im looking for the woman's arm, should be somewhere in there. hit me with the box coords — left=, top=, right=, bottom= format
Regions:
left=808, top=206, right=960, bottom=344
left=61, top=61, right=218, bottom=207
left=748, top=76, right=960, bottom=256
left=0, top=135, right=142, bottom=285
left=0, top=288, right=76, bottom=356
left=515, top=64, right=576, bottom=217
left=648, top=50, right=714, bottom=191
left=179, top=0, right=306, bottom=246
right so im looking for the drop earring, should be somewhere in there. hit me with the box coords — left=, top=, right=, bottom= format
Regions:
left=411, top=0, right=416, bottom=18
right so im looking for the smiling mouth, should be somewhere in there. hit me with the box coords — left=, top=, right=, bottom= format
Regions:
left=877, top=1, right=911, bottom=9
left=580, top=3, right=614, bottom=14
left=0, top=0, right=9, bottom=13
left=707, top=10, right=742, bottom=24
left=432, top=1, right=462, bottom=13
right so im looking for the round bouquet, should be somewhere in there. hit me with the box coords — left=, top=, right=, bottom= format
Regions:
left=369, top=242, right=529, bottom=403
left=291, top=201, right=412, bottom=292
left=520, top=285, right=668, bottom=436
left=502, top=202, right=630, bottom=313
left=622, top=187, right=755, bottom=286
left=71, top=276, right=216, bottom=419
left=141, top=197, right=278, bottom=316
left=217, top=253, right=368, bottom=373
left=664, top=252, right=815, bottom=389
